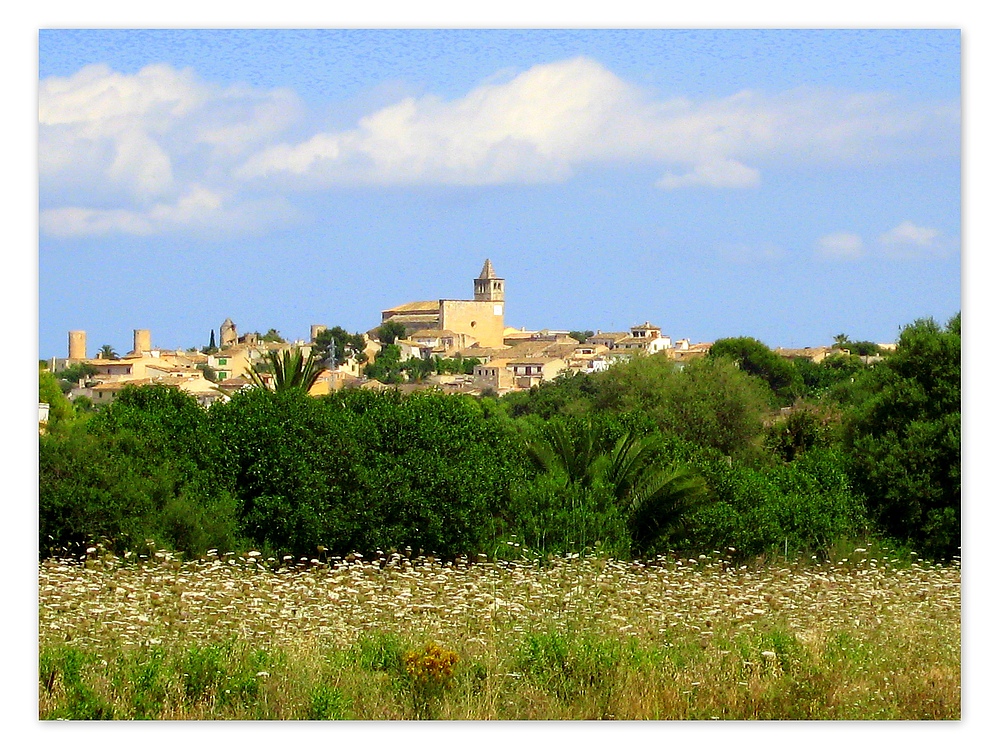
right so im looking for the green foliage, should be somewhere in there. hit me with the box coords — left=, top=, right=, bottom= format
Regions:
left=364, top=344, right=403, bottom=383
left=209, top=388, right=367, bottom=554
left=843, top=315, right=960, bottom=559
left=433, top=354, right=480, bottom=375
left=39, top=366, right=76, bottom=430
left=209, top=388, right=526, bottom=557
left=506, top=473, right=629, bottom=557
left=57, top=362, right=99, bottom=393
left=503, top=357, right=771, bottom=461
left=401, top=355, right=435, bottom=382
left=337, top=390, right=527, bottom=556
left=246, top=348, right=324, bottom=392
left=97, top=344, right=119, bottom=360
left=307, top=684, right=350, bottom=720
left=313, top=326, right=366, bottom=367
left=377, top=321, right=406, bottom=346
left=39, top=384, right=240, bottom=557
left=196, top=363, right=218, bottom=382
left=675, top=447, right=867, bottom=559
left=709, top=336, right=803, bottom=406
left=568, top=330, right=595, bottom=343
left=621, top=356, right=771, bottom=460
left=39, top=645, right=115, bottom=719
left=764, top=402, right=840, bottom=462
left=516, top=631, right=622, bottom=710
left=835, top=338, right=882, bottom=356
left=792, top=353, right=865, bottom=401
left=502, top=371, right=602, bottom=419
left=517, top=417, right=709, bottom=556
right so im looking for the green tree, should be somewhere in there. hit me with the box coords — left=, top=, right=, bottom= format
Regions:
left=843, top=314, right=960, bottom=559
left=568, top=330, right=595, bottom=344
left=401, top=356, right=435, bottom=383
left=261, top=328, right=285, bottom=343
left=708, top=336, right=803, bottom=406
left=313, top=326, right=366, bottom=367
left=523, top=419, right=709, bottom=554
left=39, top=366, right=76, bottom=431
left=246, top=349, right=324, bottom=393
left=377, top=321, right=406, bottom=346
left=197, top=364, right=218, bottom=383
left=57, top=363, right=99, bottom=394
left=364, top=345, right=404, bottom=384
left=97, top=344, right=119, bottom=360
left=596, top=355, right=771, bottom=460
left=39, top=384, right=239, bottom=557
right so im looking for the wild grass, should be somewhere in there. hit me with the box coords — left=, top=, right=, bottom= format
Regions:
left=38, top=546, right=960, bottom=720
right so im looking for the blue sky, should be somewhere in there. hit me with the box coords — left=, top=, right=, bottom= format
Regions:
left=38, top=28, right=961, bottom=358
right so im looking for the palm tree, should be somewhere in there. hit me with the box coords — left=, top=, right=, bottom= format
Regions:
left=525, top=421, right=709, bottom=554
left=97, top=344, right=119, bottom=360
left=246, top=348, right=324, bottom=393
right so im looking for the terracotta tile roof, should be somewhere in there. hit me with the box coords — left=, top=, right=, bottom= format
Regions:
left=382, top=301, right=440, bottom=314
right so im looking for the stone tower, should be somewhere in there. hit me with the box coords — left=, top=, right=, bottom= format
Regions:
left=220, top=318, right=238, bottom=348
left=133, top=329, right=151, bottom=355
left=473, top=258, right=504, bottom=302
left=68, top=330, right=87, bottom=360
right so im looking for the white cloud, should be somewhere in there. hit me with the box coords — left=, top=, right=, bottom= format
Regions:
left=657, top=159, right=760, bottom=190
left=39, top=58, right=959, bottom=237
left=39, top=185, right=293, bottom=238
left=238, top=57, right=957, bottom=189
left=40, top=206, right=155, bottom=237
left=39, top=63, right=302, bottom=237
left=879, top=221, right=941, bottom=249
left=816, top=232, right=865, bottom=259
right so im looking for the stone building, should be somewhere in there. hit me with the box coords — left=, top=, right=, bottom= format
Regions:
left=381, top=260, right=506, bottom=349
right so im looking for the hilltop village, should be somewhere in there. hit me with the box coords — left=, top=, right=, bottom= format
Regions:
left=46, top=260, right=848, bottom=407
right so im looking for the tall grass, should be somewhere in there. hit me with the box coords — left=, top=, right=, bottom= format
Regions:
left=39, top=547, right=959, bottom=720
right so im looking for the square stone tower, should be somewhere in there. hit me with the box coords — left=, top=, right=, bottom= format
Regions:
left=473, top=258, right=505, bottom=302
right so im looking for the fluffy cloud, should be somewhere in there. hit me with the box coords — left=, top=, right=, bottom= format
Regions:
left=238, top=58, right=957, bottom=189
left=816, top=232, right=865, bottom=259
left=40, top=186, right=293, bottom=238
left=815, top=222, right=953, bottom=261
left=39, top=63, right=301, bottom=237
left=878, top=221, right=943, bottom=254
left=39, top=58, right=959, bottom=237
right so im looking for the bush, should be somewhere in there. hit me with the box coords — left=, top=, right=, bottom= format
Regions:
left=842, top=315, right=960, bottom=559
left=677, top=448, right=867, bottom=559
left=505, top=473, right=629, bottom=557
left=39, top=385, right=240, bottom=557
left=210, top=388, right=527, bottom=557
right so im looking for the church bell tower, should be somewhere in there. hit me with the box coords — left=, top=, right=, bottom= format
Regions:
left=473, top=258, right=504, bottom=302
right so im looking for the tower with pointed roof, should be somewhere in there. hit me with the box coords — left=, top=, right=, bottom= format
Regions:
left=381, top=260, right=507, bottom=349
left=473, top=258, right=505, bottom=302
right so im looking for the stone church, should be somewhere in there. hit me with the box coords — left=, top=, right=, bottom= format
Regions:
left=380, top=259, right=506, bottom=348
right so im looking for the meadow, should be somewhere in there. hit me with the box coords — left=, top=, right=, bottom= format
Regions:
left=38, top=546, right=960, bottom=720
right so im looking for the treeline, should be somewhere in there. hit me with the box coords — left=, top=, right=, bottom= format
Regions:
left=38, top=314, right=960, bottom=562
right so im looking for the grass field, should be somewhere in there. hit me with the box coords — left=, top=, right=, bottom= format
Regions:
left=38, top=546, right=960, bottom=720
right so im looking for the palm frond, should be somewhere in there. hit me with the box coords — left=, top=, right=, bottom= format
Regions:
left=245, top=349, right=324, bottom=393
left=625, top=466, right=709, bottom=550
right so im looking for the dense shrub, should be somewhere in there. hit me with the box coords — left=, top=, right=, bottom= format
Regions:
left=39, top=385, right=240, bottom=557
left=842, top=315, right=961, bottom=559
left=675, top=447, right=868, bottom=559
left=209, top=388, right=528, bottom=557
